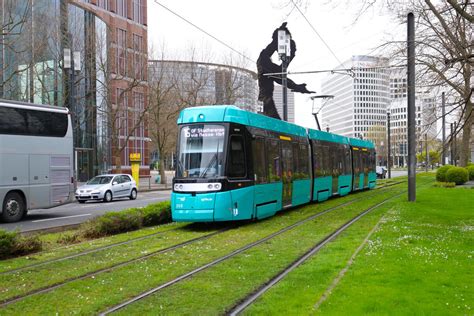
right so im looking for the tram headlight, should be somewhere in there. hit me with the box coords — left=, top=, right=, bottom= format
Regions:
left=214, top=183, right=221, bottom=190
left=174, top=184, right=184, bottom=191
left=208, top=184, right=213, bottom=189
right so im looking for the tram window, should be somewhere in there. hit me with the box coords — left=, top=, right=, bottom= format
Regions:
left=344, top=146, right=352, bottom=174
left=228, top=135, right=246, bottom=178
left=292, top=142, right=300, bottom=178
left=322, top=145, right=330, bottom=176
left=299, top=143, right=309, bottom=178
left=253, top=137, right=267, bottom=183
left=266, top=139, right=281, bottom=182
left=312, top=140, right=322, bottom=177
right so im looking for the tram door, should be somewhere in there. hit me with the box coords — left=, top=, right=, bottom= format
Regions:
left=281, top=141, right=293, bottom=207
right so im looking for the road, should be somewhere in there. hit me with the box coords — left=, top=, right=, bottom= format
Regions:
left=0, top=190, right=171, bottom=233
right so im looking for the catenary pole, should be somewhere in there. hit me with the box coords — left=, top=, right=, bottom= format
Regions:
left=407, top=12, right=416, bottom=202
left=425, top=133, right=428, bottom=172
left=387, top=111, right=391, bottom=179
left=441, top=92, right=446, bottom=165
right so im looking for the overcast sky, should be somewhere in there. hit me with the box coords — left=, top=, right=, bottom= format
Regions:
left=147, top=0, right=404, bottom=128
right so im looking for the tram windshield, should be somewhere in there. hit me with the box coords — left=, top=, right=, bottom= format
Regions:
left=176, top=124, right=226, bottom=178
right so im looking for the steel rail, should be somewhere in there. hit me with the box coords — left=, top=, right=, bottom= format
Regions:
left=1, top=180, right=402, bottom=276
left=0, top=228, right=229, bottom=307
left=99, top=185, right=404, bottom=315
left=228, top=191, right=405, bottom=315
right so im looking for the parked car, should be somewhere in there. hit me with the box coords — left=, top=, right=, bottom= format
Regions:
left=376, top=166, right=387, bottom=179
left=75, top=174, right=137, bottom=203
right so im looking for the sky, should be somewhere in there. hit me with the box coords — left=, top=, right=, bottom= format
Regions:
left=147, top=0, right=405, bottom=129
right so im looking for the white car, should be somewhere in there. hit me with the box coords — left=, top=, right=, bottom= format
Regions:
left=75, top=174, right=138, bottom=203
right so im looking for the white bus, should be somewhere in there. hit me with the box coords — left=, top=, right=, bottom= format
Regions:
left=0, top=100, right=74, bottom=222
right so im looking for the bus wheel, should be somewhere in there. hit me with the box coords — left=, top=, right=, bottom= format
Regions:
left=1, top=192, right=25, bottom=223
left=103, top=191, right=113, bottom=203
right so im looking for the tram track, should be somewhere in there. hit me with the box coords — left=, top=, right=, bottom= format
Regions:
left=227, top=190, right=405, bottom=315
left=0, top=181, right=404, bottom=275
left=0, top=180, right=405, bottom=310
left=99, top=185, right=405, bottom=315
left=1, top=179, right=402, bottom=276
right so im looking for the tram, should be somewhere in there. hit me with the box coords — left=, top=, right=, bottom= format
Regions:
left=171, top=105, right=376, bottom=222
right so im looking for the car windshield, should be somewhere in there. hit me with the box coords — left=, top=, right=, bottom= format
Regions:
left=176, top=124, right=226, bottom=179
left=87, top=176, right=113, bottom=185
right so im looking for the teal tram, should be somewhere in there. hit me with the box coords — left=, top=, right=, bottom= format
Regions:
left=171, top=105, right=376, bottom=222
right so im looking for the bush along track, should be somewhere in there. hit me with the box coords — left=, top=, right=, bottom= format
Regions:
left=0, top=184, right=405, bottom=314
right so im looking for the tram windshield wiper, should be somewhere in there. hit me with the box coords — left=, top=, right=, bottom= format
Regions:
left=199, top=153, right=217, bottom=178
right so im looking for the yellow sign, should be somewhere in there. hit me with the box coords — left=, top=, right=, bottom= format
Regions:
left=362, top=148, right=368, bottom=151
left=129, top=153, right=141, bottom=162
left=129, top=153, right=141, bottom=188
left=352, top=147, right=359, bottom=151
left=279, top=135, right=292, bottom=141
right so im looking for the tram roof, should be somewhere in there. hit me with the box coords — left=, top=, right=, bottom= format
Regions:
left=348, top=137, right=375, bottom=149
left=177, top=105, right=307, bottom=137
left=308, top=129, right=349, bottom=145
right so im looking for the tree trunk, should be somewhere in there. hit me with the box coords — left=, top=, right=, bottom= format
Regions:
left=159, top=158, right=167, bottom=185
left=460, top=98, right=472, bottom=166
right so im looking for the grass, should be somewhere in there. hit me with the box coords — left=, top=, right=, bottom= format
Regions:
left=0, top=185, right=402, bottom=314
left=245, top=176, right=473, bottom=315
left=113, top=189, right=404, bottom=315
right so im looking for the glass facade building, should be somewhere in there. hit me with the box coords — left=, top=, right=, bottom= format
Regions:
left=1, top=0, right=148, bottom=181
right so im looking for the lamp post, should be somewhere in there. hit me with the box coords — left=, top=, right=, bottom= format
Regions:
left=387, top=111, right=391, bottom=179
left=425, top=133, right=428, bottom=173
left=63, top=47, right=81, bottom=182
left=277, top=30, right=290, bottom=122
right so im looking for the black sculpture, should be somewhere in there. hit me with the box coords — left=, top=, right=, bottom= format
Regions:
left=257, top=23, right=315, bottom=120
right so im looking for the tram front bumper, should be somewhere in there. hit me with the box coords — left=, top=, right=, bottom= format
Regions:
left=171, top=191, right=233, bottom=222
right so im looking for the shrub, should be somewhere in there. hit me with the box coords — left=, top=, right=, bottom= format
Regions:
left=0, top=230, right=42, bottom=259
left=141, top=201, right=171, bottom=227
left=79, top=202, right=172, bottom=238
left=446, top=166, right=469, bottom=185
left=0, top=230, right=17, bottom=259
left=81, top=210, right=142, bottom=238
left=433, top=181, right=456, bottom=188
left=466, top=165, right=474, bottom=181
left=436, top=165, right=454, bottom=182
left=57, top=232, right=81, bottom=245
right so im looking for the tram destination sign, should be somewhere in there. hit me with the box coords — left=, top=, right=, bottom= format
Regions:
left=183, top=126, right=225, bottom=138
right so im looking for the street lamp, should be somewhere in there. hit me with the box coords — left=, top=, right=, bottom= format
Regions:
left=387, top=110, right=391, bottom=179
left=277, top=30, right=291, bottom=122
left=310, top=95, right=334, bottom=131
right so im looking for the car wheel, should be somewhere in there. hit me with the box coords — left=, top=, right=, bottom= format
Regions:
left=103, top=191, right=113, bottom=203
left=78, top=200, right=86, bottom=204
left=1, top=192, right=26, bottom=223
left=129, top=189, right=137, bottom=200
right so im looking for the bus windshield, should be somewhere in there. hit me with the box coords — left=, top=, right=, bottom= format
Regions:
left=176, top=124, right=226, bottom=178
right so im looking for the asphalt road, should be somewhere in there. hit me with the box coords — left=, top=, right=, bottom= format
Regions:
left=0, top=190, right=171, bottom=233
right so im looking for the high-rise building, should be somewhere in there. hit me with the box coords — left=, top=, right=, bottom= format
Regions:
left=321, top=56, right=390, bottom=162
left=272, top=85, right=295, bottom=123
left=0, top=0, right=148, bottom=181
left=321, top=55, right=438, bottom=166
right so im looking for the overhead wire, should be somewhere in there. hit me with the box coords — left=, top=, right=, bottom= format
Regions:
left=153, top=0, right=256, bottom=64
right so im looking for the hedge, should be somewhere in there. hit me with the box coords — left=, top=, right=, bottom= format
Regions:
left=446, top=167, right=469, bottom=185
left=0, top=230, right=42, bottom=259
left=466, top=165, right=474, bottom=181
left=436, top=165, right=454, bottom=182
left=80, top=201, right=171, bottom=238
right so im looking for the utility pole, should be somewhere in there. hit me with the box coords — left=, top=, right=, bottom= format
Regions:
left=453, top=122, right=457, bottom=166
left=441, top=92, right=446, bottom=165
left=425, top=133, right=428, bottom=173
left=407, top=12, right=416, bottom=202
left=387, top=111, right=391, bottom=179
left=278, top=30, right=290, bottom=122
left=450, top=122, right=454, bottom=165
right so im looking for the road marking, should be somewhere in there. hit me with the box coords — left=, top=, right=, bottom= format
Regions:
left=32, top=214, right=92, bottom=222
